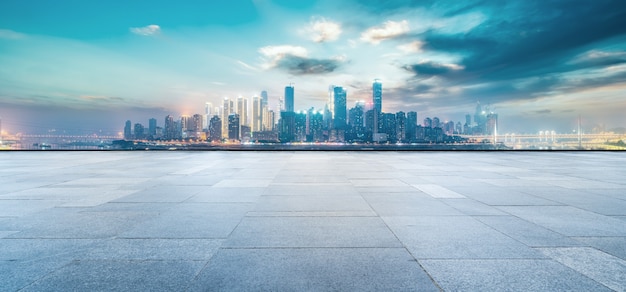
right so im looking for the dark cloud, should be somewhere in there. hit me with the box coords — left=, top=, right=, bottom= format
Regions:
left=402, top=62, right=456, bottom=77
left=387, top=0, right=626, bottom=117
left=275, top=55, right=341, bottom=75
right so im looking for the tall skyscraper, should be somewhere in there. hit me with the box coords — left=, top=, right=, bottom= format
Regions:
left=237, top=96, right=248, bottom=126
left=222, top=98, right=233, bottom=139
left=252, top=96, right=262, bottom=132
left=124, top=120, right=132, bottom=140
left=148, top=118, right=157, bottom=137
left=284, top=84, right=294, bottom=112
left=396, top=111, right=406, bottom=142
left=208, top=115, right=222, bottom=142
left=373, top=79, right=382, bottom=113
left=373, top=79, right=382, bottom=134
left=332, top=86, right=347, bottom=129
left=228, top=113, right=240, bottom=140
left=406, top=112, right=417, bottom=141
left=261, top=90, right=268, bottom=107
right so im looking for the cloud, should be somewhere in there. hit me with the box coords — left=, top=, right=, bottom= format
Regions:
left=361, top=20, right=410, bottom=44
left=0, top=29, right=26, bottom=39
left=397, top=41, right=424, bottom=53
left=403, top=61, right=464, bottom=77
left=130, top=24, right=161, bottom=36
left=305, top=17, right=342, bottom=43
left=258, top=45, right=343, bottom=75
left=275, top=55, right=341, bottom=75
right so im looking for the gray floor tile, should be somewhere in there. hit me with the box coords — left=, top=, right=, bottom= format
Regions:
left=363, top=193, right=464, bottom=216
left=21, top=260, right=207, bottom=292
left=441, top=198, right=508, bottom=215
left=475, top=215, right=582, bottom=247
left=420, top=259, right=611, bottom=291
left=112, top=185, right=206, bottom=203
left=383, top=216, right=544, bottom=259
left=499, top=206, right=626, bottom=236
left=225, top=216, right=402, bottom=248
left=121, top=203, right=251, bottom=239
left=572, top=237, right=626, bottom=260
left=82, top=238, right=223, bottom=260
left=189, top=248, right=438, bottom=292
left=538, top=247, right=626, bottom=291
left=254, top=195, right=373, bottom=212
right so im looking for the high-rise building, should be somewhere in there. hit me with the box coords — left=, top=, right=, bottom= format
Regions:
left=396, top=111, right=406, bottom=142
left=423, top=117, right=432, bottom=128
left=372, top=80, right=383, bottom=135
left=124, top=120, right=132, bottom=140
left=237, top=96, right=249, bottom=126
left=134, top=123, right=145, bottom=140
left=284, top=84, right=294, bottom=112
left=252, top=96, right=262, bottom=132
left=148, top=118, right=157, bottom=137
left=373, top=79, right=382, bottom=113
left=164, top=115, right=179, bottom=140
left=263, top=108, right=275, bottom=131
left=279, top=111, right=296, bottom=142
left=406, top=111, right=417, bottom=142
left=222, top=98, right=233, bottom=139
left=261, top=90, right=268, bottom=107
left=208, top=115, right=222, bottom=142
left=332, top=86, right=347, bottom=129
left=228, top=113, right=240, bottom=140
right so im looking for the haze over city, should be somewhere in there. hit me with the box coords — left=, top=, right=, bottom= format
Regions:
left=1, top=0, right=625, bottom=135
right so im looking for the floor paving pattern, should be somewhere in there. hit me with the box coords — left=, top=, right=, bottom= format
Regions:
left=1, top=151, right=625, bottom=291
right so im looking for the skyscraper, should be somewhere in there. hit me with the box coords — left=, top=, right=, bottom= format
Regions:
left=284, top=84, right=294, bottom=112
left=222, top=98, right=233, bottom=139
left=208, top=115, right=222, bottom=142
left=148, top=118, right=157, bottom=137
left=406, top=111, right=417, bottom=142
left=237, top=96, right=248, bottom=126
left=332, top=86, right=347, bottom=129
left=228, top=113, right=240, bottom=141
left=261, top=90, right=268, bottom=107
left=373, top=79, right=382, bottom=113
left=252, top=96, right=262, bottom=132
left=373, top=79, right=382, bottom=134
left=124, top=120, right=132, bottom=140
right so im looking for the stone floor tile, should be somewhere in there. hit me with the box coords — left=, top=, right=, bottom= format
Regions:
left=538, top=247, right=626, bottom=291
left=225, top=216, right=402, bottom=248
left=420, top=259, right=611, bottom=291
left=189, top=248, right=438, bottom=292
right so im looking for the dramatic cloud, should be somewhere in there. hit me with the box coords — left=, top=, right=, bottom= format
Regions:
left=305, top=17, right=342, bottom=43
left=275, top=55, right=341, bottom=75
left=403, top=61, right=463, bottom=77
left=361, top=20, right=409, bottom=44
left=258, top=45, right=342, bottom=75
left=129, top=24, right=161, bottom=36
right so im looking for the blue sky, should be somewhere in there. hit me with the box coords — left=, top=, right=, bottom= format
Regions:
left=1, top=0, right=626, bottom=134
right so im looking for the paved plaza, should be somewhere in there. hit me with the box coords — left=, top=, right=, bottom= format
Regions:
left=1, top=151, right=625, bottom=291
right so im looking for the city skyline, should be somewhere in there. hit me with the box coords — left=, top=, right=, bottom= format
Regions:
left=1, top=0, right=626, bottom=135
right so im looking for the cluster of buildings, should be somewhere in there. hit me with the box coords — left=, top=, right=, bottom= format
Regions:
left=123, top=80, right=498, bottom=144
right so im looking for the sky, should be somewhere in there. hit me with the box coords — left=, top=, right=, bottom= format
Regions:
left=1, top=0, right=626, bottom=135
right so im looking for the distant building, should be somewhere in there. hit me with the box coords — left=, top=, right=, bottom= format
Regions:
left=124, top=120, right=132, bottom=140
left=396, top=111, right=406, bottom=142
left=133, top=123, right=145, bottom=140
left=208, top=115, right=222, bottom=142
left=222, top=98, right=234, bottom=139
left=332, top=86, right=347, bottom=130
left=406, top=111, right=417, bottom=142
left=228, top=113, right=240, bottom=141
left=237, top=97, right=248, bottom=126
left=284, top=85, right=294, bottom=112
